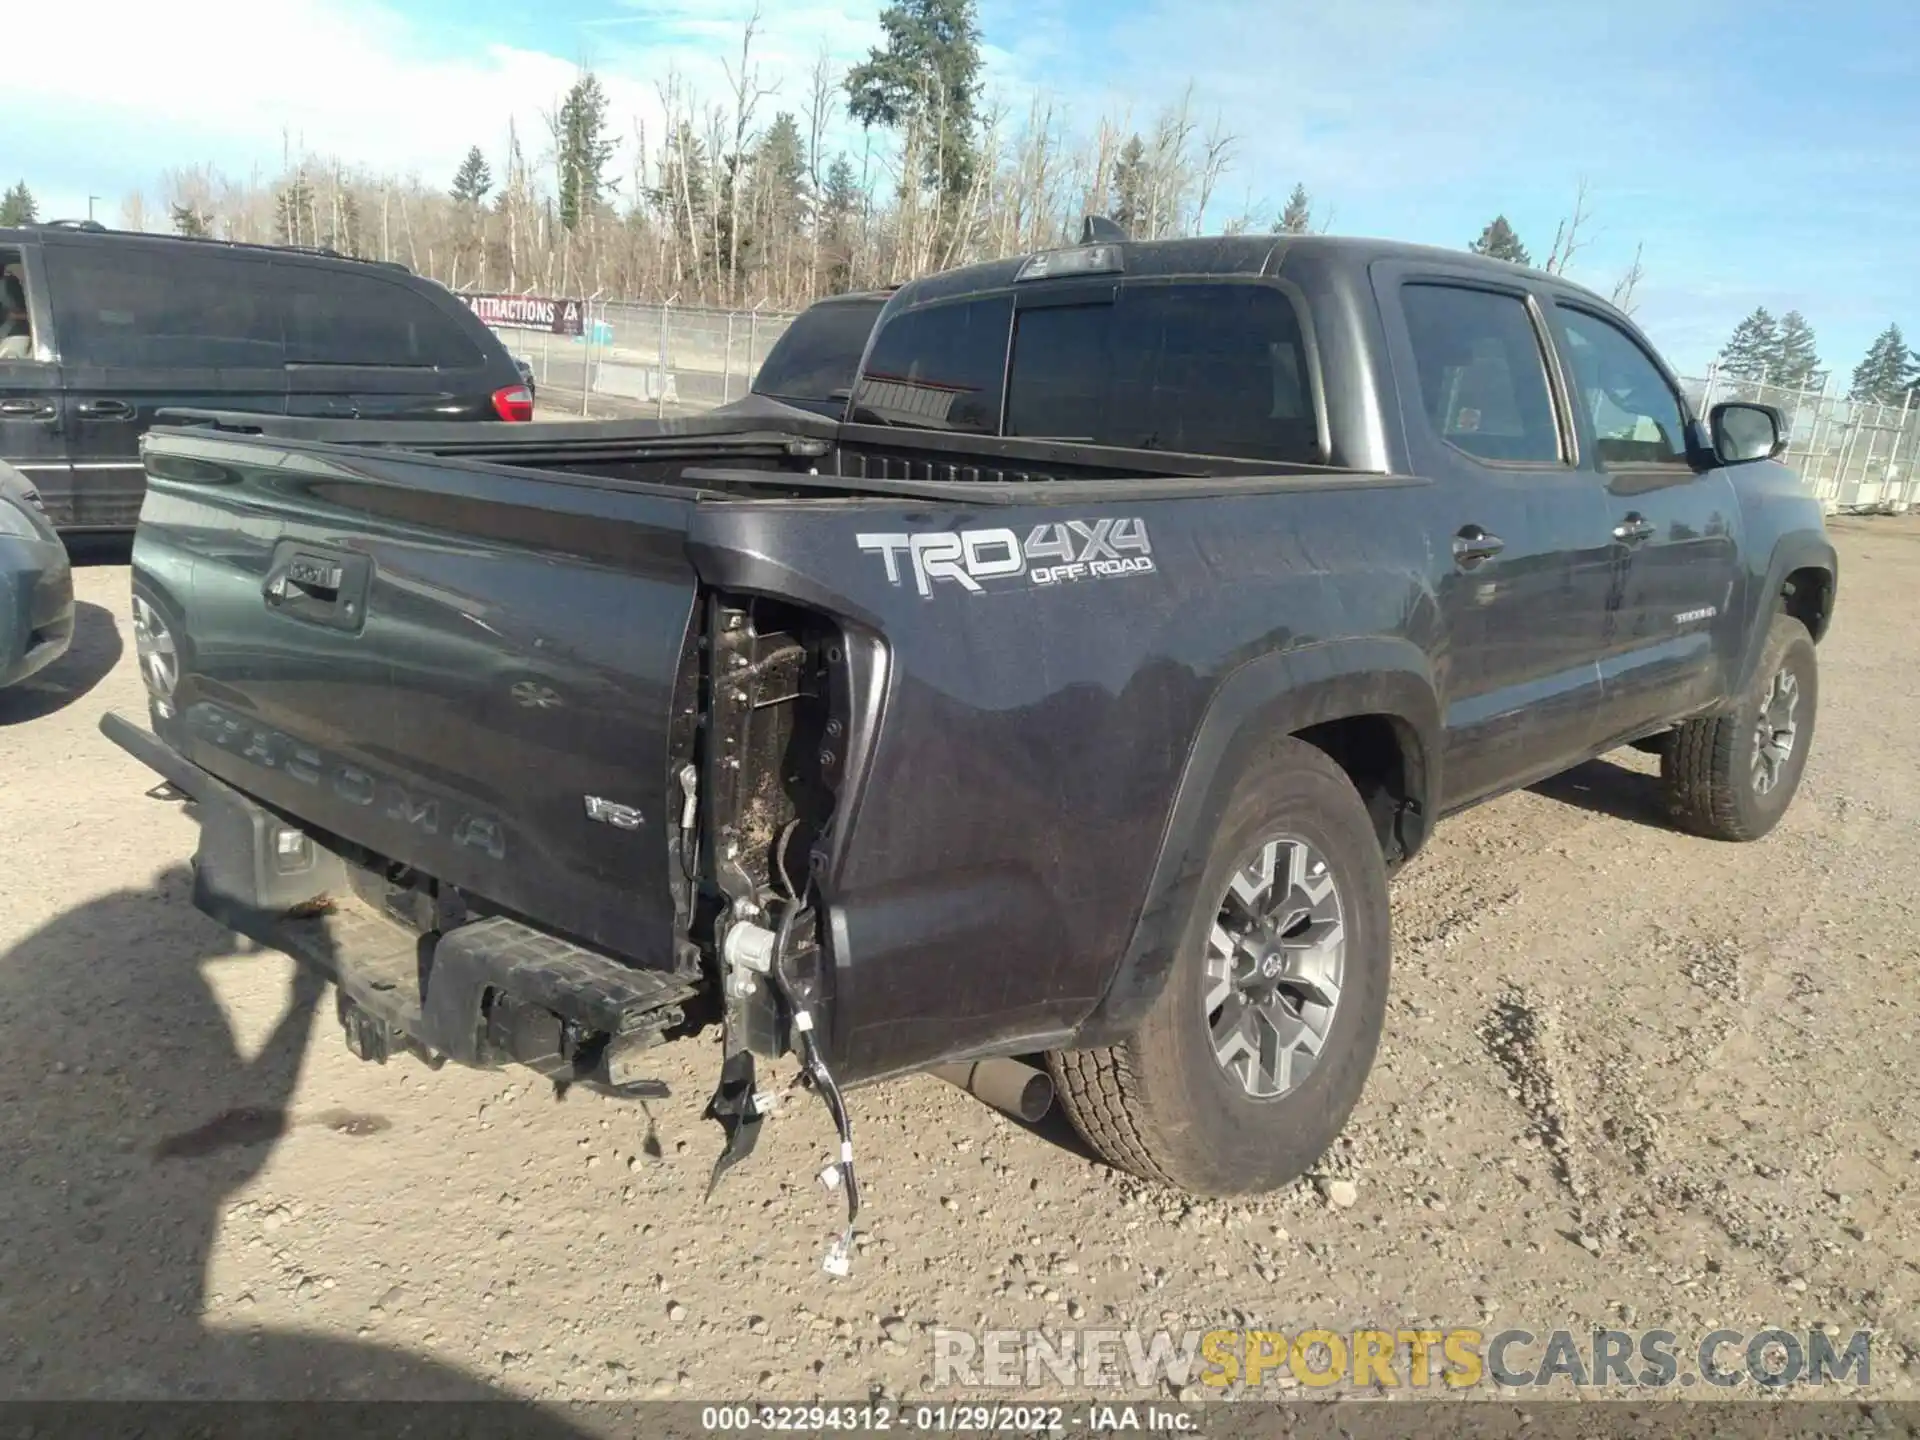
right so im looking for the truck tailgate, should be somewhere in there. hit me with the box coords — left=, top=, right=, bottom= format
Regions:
left=135, top=432, right=699, bottom=965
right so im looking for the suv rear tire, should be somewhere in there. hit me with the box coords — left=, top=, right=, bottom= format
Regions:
left=1048, top=737, right=1391, bottom=1196
left=1661, top=612, right=1817, bottom=841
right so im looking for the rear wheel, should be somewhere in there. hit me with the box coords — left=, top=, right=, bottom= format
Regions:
left=1049, top=738, right=1391, bottom=1196
left=1661, top=613, right=1817, bottom=841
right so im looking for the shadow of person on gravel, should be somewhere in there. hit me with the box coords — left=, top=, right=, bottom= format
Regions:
left=0, top=602, right=124, bottom=726
left=1527, top=755, right=1672, bottom=831
left=0, top=865, right=595, bottom=1431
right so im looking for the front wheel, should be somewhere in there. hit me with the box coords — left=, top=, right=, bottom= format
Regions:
left=1661, top=613, right=1818, bottom=841
left=1049, top=737, right=1391, bottom=1196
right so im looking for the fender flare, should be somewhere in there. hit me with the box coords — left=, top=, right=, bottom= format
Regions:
left=1732, top=531, right=1838, bottom=697
left=1071, top=636, right=1442, bottom=1046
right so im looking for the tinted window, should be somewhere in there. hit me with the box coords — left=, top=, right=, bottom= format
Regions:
left=851, top=295, right=1012, bottom=434
left=1401, top=284, right=1561, bottom=463
left=43, top=244, right=282, bottom=368
left=1556, top=307, right=1688, bottom=465
left=0, top=250, right=43, bottom=362
left=1005, top=284, right=1319, bottom=463
left=279, top=267, right=483, bottom=369
left=753, top=297, right=883, bottom=404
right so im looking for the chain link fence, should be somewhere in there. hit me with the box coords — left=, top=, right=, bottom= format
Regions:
left=1681, top=367, right=1920, bottom=514
left=504, top=301, right=800, bottom=421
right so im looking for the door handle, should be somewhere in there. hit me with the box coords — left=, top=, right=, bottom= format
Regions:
left=75, top=398, right=134, bottom=420
left=1452, top=525, right=1506, bottom=568
left=0, top=398, right=54, bottom=418
left=74, top=398, right=134, bottom=419
left=1612, top=513, right=1656, bottom=544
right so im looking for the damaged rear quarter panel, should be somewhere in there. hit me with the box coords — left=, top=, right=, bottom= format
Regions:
left=688, top=479, right=1440, bottom=1085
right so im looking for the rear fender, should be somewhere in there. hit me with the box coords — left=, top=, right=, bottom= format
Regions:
left=1070, top=637, right=1440, bottom=1047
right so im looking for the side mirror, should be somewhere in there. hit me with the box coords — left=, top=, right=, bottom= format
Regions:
left=1709, top=401, right=1786, bottom=465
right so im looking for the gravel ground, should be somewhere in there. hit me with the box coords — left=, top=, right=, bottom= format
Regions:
left=1, top=520, right=1916, bottom=1407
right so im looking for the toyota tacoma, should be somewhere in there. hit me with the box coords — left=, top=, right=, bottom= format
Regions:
left=101, top=231, right=1836, bottom=1271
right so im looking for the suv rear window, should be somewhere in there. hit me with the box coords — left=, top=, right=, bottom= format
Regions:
left=753, top=296, right=884, bottom=405
left=851, top=295, right=1012, bottom=434
left=1004, top=283, right=1320, bottom=462
left=43, top=244, right=282, bottom=369
left=278, top=267, right=484, bottom=369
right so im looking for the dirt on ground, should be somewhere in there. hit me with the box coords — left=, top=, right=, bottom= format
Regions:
left=1, top=520, right=1916, bottom=1411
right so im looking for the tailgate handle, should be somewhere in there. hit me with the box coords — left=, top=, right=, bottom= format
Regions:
left=264, top=545, right=371, bottom=632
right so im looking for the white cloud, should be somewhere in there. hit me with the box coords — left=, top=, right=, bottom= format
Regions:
left=14, top=0, right=885, bottom=208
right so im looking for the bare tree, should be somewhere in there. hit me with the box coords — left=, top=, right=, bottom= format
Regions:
left=1611, top=241, right=1647, bottom=315
left=1192, top=113, right=1238, bottom=237
left=102, top=64, right=1272, bottom=312
left=722, top=5, right=777, bottom=303
left=1544, top=177, right=1595, bottom=277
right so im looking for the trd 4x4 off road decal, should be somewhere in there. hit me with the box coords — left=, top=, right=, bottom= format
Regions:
left=856, top=519, right=1154, bottom=597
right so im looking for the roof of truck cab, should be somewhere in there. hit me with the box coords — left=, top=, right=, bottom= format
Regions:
left=893, top=233, right=1610, bottom=309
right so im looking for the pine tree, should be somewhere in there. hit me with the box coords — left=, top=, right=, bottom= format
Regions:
left=1108, top=134, right=1148, bottom=237
left=652, top=122, right=713, bottom=268
left=450, top=147, right=493, bottom=205
left=325, top=190, right=363, bottom=257
left=275, top=173, right=316, bottom=246
left=818, top=154, right=861, bottom=293
left=1716, top=307, right=1779, bottom=382
left=169, top=203, right=211, bottom=238
left=0, top=181, right=36, bottom=226
left=1849, top=324, right=1914, bottom=406
left=757, top=113, right=809, bottom=208
left=1468, top=215, right=1529, bottom=266
left=556, top=73, right=617, bottom=232
left=1771, top=310, right=1822, bottom=392
left=845, top=0, right=982, bottom=202
left=1273, top=183, right=1313, bottom=235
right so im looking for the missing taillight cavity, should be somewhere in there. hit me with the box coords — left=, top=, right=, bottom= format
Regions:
left=490, top=385, right=534, bottom=423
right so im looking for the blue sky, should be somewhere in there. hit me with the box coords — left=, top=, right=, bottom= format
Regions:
left=9, top=0, right=1917, bottom=376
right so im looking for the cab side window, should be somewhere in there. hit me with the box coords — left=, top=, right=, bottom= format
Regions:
left=1555, top=307, right=1689, bottom=466
left=1401, top=283, right=1562, bottom=464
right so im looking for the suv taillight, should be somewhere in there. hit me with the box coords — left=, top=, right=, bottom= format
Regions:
left=491, top=385, right=534, bottom=423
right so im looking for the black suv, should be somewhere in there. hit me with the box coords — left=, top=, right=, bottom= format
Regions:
left=0, top=222, right=532, bottom=530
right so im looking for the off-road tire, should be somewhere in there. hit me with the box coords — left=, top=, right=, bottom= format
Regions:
left=1661, top=613, right=1817, bottom=842
left=1048, top=737, right=1391, bottom=1196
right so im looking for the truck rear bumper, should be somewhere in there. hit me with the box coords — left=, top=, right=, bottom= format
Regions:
left=100, top=709, right=700, bottom=1090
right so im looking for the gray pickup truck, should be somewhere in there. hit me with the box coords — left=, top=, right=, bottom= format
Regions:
left=103, top=232, right=1835, bottom=1261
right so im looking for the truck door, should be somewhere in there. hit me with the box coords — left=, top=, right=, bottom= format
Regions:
left=0, top=242, right=69, bottom=519
left=1547, top=302, right=1741, bottom=744
left=1381, top=270, right=1615, bottom=810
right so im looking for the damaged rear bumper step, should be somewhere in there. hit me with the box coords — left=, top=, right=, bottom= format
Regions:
left=100, top=710, right=699, bottom=1090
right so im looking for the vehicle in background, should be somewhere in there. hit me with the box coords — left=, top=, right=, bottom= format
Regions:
left=0, top=460, right=72, bottom=688
left=713, top=289, right=890, bottom=421
left=0, top=221, right=532, bottom=532
left=513, top=356, right=538, bottom=405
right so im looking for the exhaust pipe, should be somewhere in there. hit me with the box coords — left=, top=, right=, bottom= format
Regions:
left=930, top=1058, right=1054, bottom=1124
